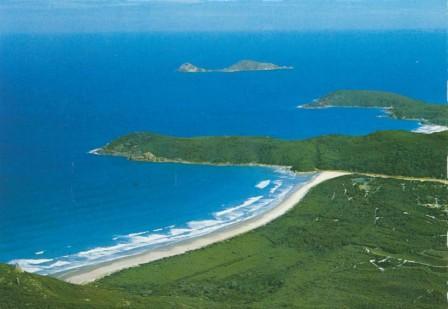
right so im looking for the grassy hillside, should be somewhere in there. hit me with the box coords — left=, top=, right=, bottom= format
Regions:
left=0, top=263, right=214, bottom=308
left=2, top=176, right=446, bottom=308
left=98, top=176, right=448, bottom=308
left=100, top=130, right=448, bottom=179
left=0, top=264, right=142, bottom=308
left=302, top=90, right=448, bottom=126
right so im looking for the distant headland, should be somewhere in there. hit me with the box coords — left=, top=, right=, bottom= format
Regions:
left=178, top=60, right=293, bottom=73
left=300, top=90, right=448, bottom=130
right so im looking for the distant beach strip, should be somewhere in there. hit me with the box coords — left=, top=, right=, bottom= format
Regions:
left=412, top=123, right=448, bottom=134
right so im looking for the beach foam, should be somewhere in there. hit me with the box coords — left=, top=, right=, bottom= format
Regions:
left=61, top=171, right=347, bottom=284
left=255, top=180, right=271, bottom=189
left=270, top=180, right=282, bottom=194
left=9, top=258, right=54, bottom=273
left=48, top=261, right=71, bottom=268
left=88, top=148, right=102, bottom=155
left=9, top=169, right=314, bottom=276
left=214, top=196, right=264, bottom=220
left=187, top=220, right=220, bottom=229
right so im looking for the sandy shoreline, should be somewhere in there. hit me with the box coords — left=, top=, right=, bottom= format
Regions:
left=58, top=171, right=349, bottom=284
left=412, top=123, right=448, bottom=134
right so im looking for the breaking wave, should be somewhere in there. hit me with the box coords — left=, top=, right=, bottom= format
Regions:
left=10, top=169, right=314, bottom=275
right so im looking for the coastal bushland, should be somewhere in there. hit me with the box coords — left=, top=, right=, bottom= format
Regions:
left=2, top=176, right=446, bottom=308
left=101, top=130, right=448, bottom=179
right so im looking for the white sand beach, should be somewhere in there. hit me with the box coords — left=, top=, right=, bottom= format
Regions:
left=60, top=171, right=349, bottom=284
left=412, top=124, right=448, bottom=134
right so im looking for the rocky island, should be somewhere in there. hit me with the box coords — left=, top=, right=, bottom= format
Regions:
left=178, top=60, right=293, bottom=73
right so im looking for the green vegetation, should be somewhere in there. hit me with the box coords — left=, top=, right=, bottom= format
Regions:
left=100, top=130, right=448, bottom=179
left=1, top=176, right=446, bottom=308
left=0, top=175, right=448, bottom=308
left=0, top=264, right=143, bottom=308
left=0, top=264, right=213, bottom=308
left=4, top=113, right=448, bottom=307
left=302, top=90, right=448, bottom=126
left=98, top=176, right=448, bottom=308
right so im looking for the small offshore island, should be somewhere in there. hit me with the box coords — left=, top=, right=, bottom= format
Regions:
left=178, top=59, right=293, bottom=73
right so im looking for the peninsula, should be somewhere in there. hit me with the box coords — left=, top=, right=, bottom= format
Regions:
left=178, top=60, right=293, bottom=73
left=97, top=130, right=448, bottom=179
left=301, top=90, right=448, bottom=129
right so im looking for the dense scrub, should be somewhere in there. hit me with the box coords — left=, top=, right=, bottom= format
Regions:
left=101, top=130, right=448, bottom=179
left=2, top=176, right=446, bottom=308
left=99, top=176, right=448, bottom=308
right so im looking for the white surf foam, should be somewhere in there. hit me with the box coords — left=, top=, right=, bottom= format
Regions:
left=270, top=180, right=282, bottom=194
left=76, top=233, right=169, bottom=261
left=187, top=220, right=221, bottom=230
left=88, top=148, right=102, bottom=155
left=214, top=196, right=264, bottom=220
left=255, top=180, right=271, bottom=189
left=9, top=171, right=316, bottom=275
left=169, top=228, right=191, bottom=236
left=10, top=258, right=54, bottom=273
left=127, top=231, right=149, bottom=238
left=48, top=261, right=71, bottom=268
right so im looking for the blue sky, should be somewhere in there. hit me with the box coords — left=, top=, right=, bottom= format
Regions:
left=0, top=0, right=445, bottom=33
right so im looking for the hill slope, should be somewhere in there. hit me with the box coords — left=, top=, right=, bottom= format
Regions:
left=1, top=176, right=446, bottom=308
left=98, top=176, right=448, bottom=308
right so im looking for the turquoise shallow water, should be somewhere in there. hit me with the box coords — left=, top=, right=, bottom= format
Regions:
left=0, top=31, right=444, bottom=274
left=6, top=160, right=312, bottom=274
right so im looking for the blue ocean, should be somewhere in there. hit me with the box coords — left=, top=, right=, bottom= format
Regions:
left=0, top=31, right=445, bottom=274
